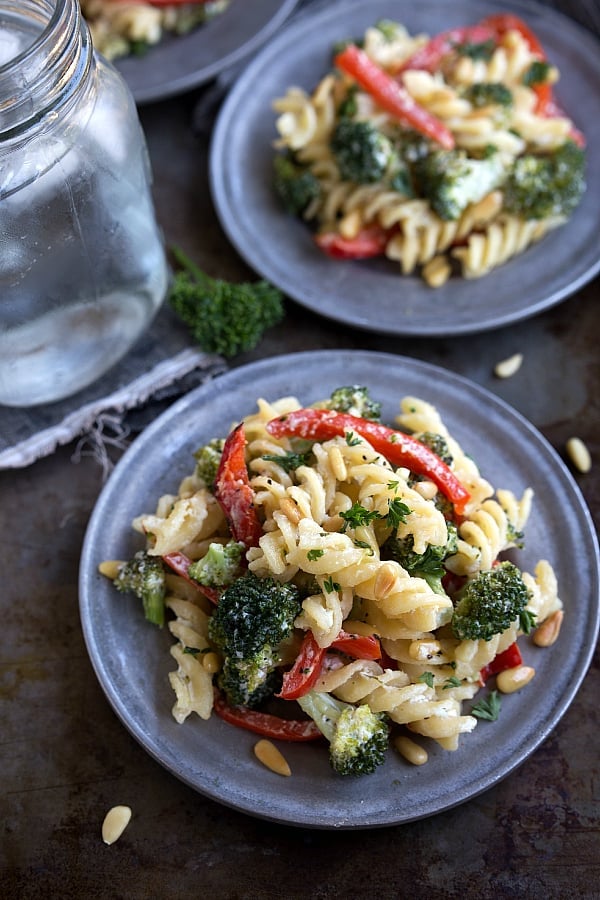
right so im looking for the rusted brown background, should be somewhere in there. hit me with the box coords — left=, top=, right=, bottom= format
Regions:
left=1, top=1, right=598, bottom=897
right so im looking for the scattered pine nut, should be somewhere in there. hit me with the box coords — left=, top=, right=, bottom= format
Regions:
left=533, top=609, right=564, bottom=647
left=566, top=437, right=592, bottom=474
left=497, top=665, right=535, bottom=694
left=254, top=740, right=291, bottom=777
left=494, top=353, right=523, bottom=379
left=98, top=560, right=124, bottom=579
left=394, top=735, right=428, bottom=766
left=102, top=805, right=132, bottom=845
left=201, top=651, right=221, bottom=673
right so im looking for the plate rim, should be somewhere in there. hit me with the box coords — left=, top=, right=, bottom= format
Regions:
left=79, top=349, right=600, bottom=828
left=209, top=0, right=600, bottom=337
left=114, top=0, right=301, bottom=105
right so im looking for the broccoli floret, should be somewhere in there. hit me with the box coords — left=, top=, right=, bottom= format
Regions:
left=193, top=437, right=225, bottom=489
left=298, top=690, right=389, bottom=776
left=503, top=140, right=586, bottom=220
left=381, top=521, right=458, bottom=595
left=273, top=153, right=321, bottom=216
left=522, top=60, right=553, bottom=88
left=415, top=148, right=506, bottom=220
left=114, top=550, right=166, bottom=626
left=463, top=82, right=513, bottom=108
left=324, top=385, right=382, bottom=420
left=169, top=247, right=284, bottom=358
left=454, top=38, right=496, bottom=61
left=188, top=540, right=245, bottom=589
left=451, top=560, right=532, bottom=641
left=331, top=119, right=396, bottom=184
left=416, top=431, right=453, bottom=466
left=208, top=572, right=302, bottom=707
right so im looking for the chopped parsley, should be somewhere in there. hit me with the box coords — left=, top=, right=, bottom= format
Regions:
left=471, top=690, right=502, bottom=721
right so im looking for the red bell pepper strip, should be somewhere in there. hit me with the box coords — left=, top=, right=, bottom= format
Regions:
left=162, top=551, right=220, bottom=605
left=479, top=641, right=523, bottom=685
left=395, top=24, right=495, bottom=73
left=315, top=227, right=388, bottom=260
left=331, top=630, right=382, bottom=660
left=214, top=423, right=263, bottom=549
left=266, top=409, right=470, bottom=515
left=278, top=628, right=383, bottom=701
left=212, top=690, right=322, bottom=741
left=278, top=631, right=325, bottom=700
left=334, top=44, right=455, bottom=150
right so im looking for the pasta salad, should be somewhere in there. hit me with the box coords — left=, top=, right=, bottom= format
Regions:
left=271, top=14, right=586, bottom=287
left=81, top=0, right=229, bottom=61
left=101, top=387, right=563, bottom=777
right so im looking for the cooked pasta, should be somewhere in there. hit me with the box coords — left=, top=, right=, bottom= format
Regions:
left=102, top=387, right=563, bottom=774
left=81, top=0, right=229, bottom=61
left=272, top=16, right=585, bottom=287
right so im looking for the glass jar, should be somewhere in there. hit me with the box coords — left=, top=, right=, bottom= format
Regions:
left=0, top=0, right=169, bottom=407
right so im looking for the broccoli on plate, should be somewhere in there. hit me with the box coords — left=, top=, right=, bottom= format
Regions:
left=382, top=521, right=458, bottom=595
left=273, top=153, right=321, bottom=216
left=330, top=119, right=397, bottom=184
left=297, top=690, right=389, bottom=776
left=113, top=550, right=166, bottom=627
left=323, top=385, right=382, bottom=421
left=208, top=572, right=302, bottom=707
left=415, top=148, right=505, bottom=220
left=503, top=140, right=585, bottom=220
left=188, top=540, right=245, bottom=590
left=451, top=560, right=533, bottom=641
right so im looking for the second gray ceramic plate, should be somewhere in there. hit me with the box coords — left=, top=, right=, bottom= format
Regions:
left=210, top=0, right=600, bottom=335
left=79, top=350, right=599, bottom=829
left=115, top=0, right=299, bottom=104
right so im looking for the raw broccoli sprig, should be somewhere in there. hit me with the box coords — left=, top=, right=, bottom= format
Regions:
left=381, top=522, right=458, bottom=595
left=208, top=572, right=302, bottom=707
left=194, top=437, right=225, bottom=489
left=169, top=247, right=284, bottom=358
left=451, top=560, right=532, bottom=642
left=188, top=540, right=245, bottom=589
left=273, top=153, right=321, bottom=216
left=503, top=140, right=586, bottom=220
left=114, top=550, right=166, bottom=626
left=415, top=147, right=505, bottom=220
left=324, top=385, right=382, bottom=420
left=297, top=690, right=389, bottom=776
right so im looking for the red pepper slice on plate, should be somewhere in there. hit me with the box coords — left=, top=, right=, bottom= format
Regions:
left=162, top=550, right=220, bottom=605
left=334, top=44, right=455, bottom=150
left=395, top=24, right=495, bottom=73
left=479, top=641, right=523, bottom=685
left=266, top=409, right=470, bottom=515
left=278, top=629, right=383, bottom=701
left=278, top=631, right=325, bottom=700
left=214, top=423, right=263, bottom=549
left=315, top=226, right=388, bottom=260
left=212, top=690, right=322, bottom=741
left=331, top=630, right=382, bottom=660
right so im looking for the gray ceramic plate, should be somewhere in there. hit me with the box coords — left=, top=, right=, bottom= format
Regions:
left=114, top=0, right=300, bottom=104
left=210, top=0, right=600, bottom=336
left=79, top=351, right=599, bottom=828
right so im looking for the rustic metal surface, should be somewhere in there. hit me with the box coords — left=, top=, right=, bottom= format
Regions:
left=1, top=0, right=598, bottom=895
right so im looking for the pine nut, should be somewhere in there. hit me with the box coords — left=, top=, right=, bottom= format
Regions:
left=253, top=740, right=291, bottom=776
left=98, top=560, right=124, bottom=580
left=497, top=665, right=535, bottom=694
left=494, top=353, right=523, bottom=379
left=533, top=609, right=564, bottom=647
left=102, top=805, right=132, bottom=845
left=201, top=651, right=221, bottom=673
left=566, top=437, right=592, bottom=473
left=279, top=497, right=302, bottom=525
left=394, top=735, right=428, bottom=766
